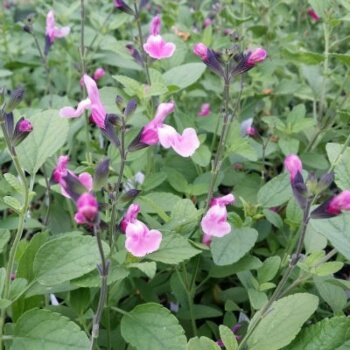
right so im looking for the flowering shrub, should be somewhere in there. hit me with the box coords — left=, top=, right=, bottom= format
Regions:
left=1, top=1, right=350, bottom=350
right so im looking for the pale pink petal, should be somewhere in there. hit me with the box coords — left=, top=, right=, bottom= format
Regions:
left=198, top=103, right=211, bottom=117
left=53, top=155, right=69, bottom=183
left=141, top=102, right=175, bottom=145
left=120, top=203, right=141, bottom=231
left=83, top=74, right=106, bottom=128
left=201, top=205, right=231, bottom=237
left=60, top=98, right=91, bottom=118
left=143, top=35, right=176, bottom=59
left=93, top=68, right=105, bottom=81
left=284, top=154, right=303, bottom=181
left=46, top=10, right=55, bottom=42
left=158, top=125, right=200, bottom=157
left=125, top=220, right=162, bottom=257
left=78, top=172, right=93, bottom=191
left=211, top=194, right=235, bottom=206
left=53, top=26, right=70, bottom=38
left=74, top=212, right=87, bottom=224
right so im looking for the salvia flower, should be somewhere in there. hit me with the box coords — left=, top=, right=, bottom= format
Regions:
left=75, top=193, right=99, bottom=224
left=143, top=35, right=176, bottom=60
left=93, top=67, right=106, bottom=81
left=246, top=48, right=267, bottom=65
left=201, top=194, right=235, bottom=237
left=284, top=154, right=302, bottom=182
left=133, top=101, right=200, bottom=157
left=308, top=9, right=320, bottom=21
left=12, top=117, right=33, bottom=147
left=121, top=203, right=162, bottom=257
left=45, top=10, right=70, bottom=55
left=198, top=103, right=211, bottom=117
left=60, top=74, right=107, bottom=129
left=193, top=43, right=208, bottom=60
left=52, top=156, right=93, bottom=199
left=326, top=191, right=350, bottom=215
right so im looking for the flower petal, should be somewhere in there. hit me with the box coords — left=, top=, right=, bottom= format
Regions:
left=201, top=205, right=231, bottom=237
left=158, top=125, right=200, bottom=157
left=60, top=98, right=91, bottom=118
left=143, top=35, right=176, bottom=59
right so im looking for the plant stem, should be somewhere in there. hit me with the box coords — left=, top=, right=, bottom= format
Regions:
left=238, top=201, right=312, bottom=349
left=133, top=1, right=151, bottom=86
left=176, top=265, right=198, bottom=337
left=0, top=122, right=30, bottom=350
left=30, top=31, right=52, bottom=108
left=89, top=224, right=109, bottom=350
left=205, top=73, right=231, bottom=211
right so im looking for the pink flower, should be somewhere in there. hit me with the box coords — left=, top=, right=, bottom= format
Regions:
left=246, top=48, right=267, bottom=65
left=201, top=194, right=235, bottom=237
left=52, top=156, right=93, bottom=198
left=308, top=9, right=320, bottom=21
left=284, top=154, right=302, bottom=182
left=46, top=10, right=70, bottom=43
left=140, top=102, right=200, bottom=157
left=60, top=74, right=107, bottom=128
left=18, top=119, right=32, bottom=132
left=203, top=18, right=212, bottom=28
left=326, top=191, right=350, bottom=215
left=150, top=15, right=161, bottom=36
left=75, top=193, right=98, bottom=224
left=193, top=43, right=208, bottom=60
left=143, top=35, right=176, bottom=59
left=198, top=103, right=211, bottom=117
left=122, top=204, right=162, bottom=257
left=93, top=68, right=105, bottom=81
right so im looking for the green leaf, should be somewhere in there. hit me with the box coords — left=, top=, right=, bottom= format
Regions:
left=129, top=262, right=157, bottom=279
left=191, top=145, right=211, bottom=167
left=0, top=230, right=11, bottom=253
left=0, top=299, right=12, bottom=309
left=147, top=234, right=201, bottom=264
left=33, top=235, right=110, bottom=286
left=163, top=199, right=201, bottom=234
left=163, top=63, right=206, bottom=90
left=330, top=53, right=350, bottom=66
left=284, top=316, right=350, bottom=350
left=219, top=325, right=238, bottom=350
left=257, top=256, right=281, bottom=284
left=313, top=261, right=344, bottom=276
left=178, top=304, right=222, bottom=320
left=142, top=172, right=167, bottom=192
left=248, top=293, right=319, bottom=350
left=112, top=75, right=143, bottom=96
left=314, top=277, right=347, bottom=313
left=11, top=308, right=90, bottom=349
left=263, top=209, right=283, bottom=228
left=2, top=196, right=22, bottom=213
left=165, top=168, right=189, bottom=193
left=211, top=228, right=258, bottom=266
left=0, top=268, right=6, bottom=295
left=121, top=303, right=187, bottom=350
left=328, top=143, right=350, bottom=190
left=187, top=337, right=221, bottom=350
left=4, top=173, right=24, bottom=195
left=16, top=110, right=69, bottom=175
left=248, top=288, right=268, bottom=310
left=257, top=173, right=292, bottom=207
left=310, top=215, right=350, bottom=260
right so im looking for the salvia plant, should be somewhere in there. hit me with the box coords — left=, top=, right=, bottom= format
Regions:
left=0, top=0, right=350, bottom=349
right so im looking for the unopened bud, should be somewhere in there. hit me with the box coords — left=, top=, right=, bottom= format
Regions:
left=5, top=88, right=25, bottom=113
left=124, top=99, right=137, bottom=118
left=93, top=159, right=110, bottom=191
left=317, top=173, right=334, bottom=193
left=12, top=117, right=32, bottom=147
left=116, top=95, right=124, bottom=111
left=114, top=0, right=134, bottom=15
left=120, top=189, right=141, bottom=202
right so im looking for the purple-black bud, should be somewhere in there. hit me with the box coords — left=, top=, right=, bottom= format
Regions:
left=5, top=88, right=25, bottom=113
left=124, top=99, right=137, bottom=118
left=93, top=159, right=110, bottom=191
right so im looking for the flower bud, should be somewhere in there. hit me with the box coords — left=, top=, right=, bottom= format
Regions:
left=114, top=0, right=134, bottom=15
left=246, top=48, right=267, bottom=65
left=93, top=68, right=105, bottom=81
left=193, top=43, right=208, bottom=60
left=284, top=154, right=303, bottom=182
left=124, top=99, right=137, bottom=118
left=116, top=95, right=124, bottom=111
left=12, top=117, right=33, bottom=147
left=120, top=189, right=141, bottom=202
left=101, top=114, right=120, bottom=148
left=93, top=159, right=110, bottom=191
left=316, top=173, right=334, bottom=193
left=5, top=88, right=25, bottom=114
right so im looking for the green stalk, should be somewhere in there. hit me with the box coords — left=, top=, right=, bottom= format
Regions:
left=238, top=201, right=312, bottom=349
left=89, top=224, right=109, bottom=350
left=0, top=122, right=30, bottom=350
